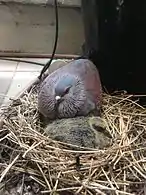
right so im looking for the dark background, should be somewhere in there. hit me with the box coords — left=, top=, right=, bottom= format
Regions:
left=81, top=0, right=146, bottom=98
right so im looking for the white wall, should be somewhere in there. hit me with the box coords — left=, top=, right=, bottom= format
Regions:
left=0, top=2, right=84, bottom=54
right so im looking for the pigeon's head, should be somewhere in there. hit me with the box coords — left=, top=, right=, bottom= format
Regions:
left=54, top=74, right=86, bottom=118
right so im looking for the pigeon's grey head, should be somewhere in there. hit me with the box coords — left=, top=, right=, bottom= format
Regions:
left=54, top=75, right=76, bottom=102
left=38, top=73, right=87, bottom=119
left=54, top=74, right=86, bottom=118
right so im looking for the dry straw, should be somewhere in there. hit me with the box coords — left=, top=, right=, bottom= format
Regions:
left=0, top=84, right=146, bottom=195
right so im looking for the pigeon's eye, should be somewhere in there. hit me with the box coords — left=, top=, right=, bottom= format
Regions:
left=64, top=86, right=70, bottom=94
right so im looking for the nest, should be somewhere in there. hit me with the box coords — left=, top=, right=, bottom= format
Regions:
left=0, top=83, right=146, bottom=195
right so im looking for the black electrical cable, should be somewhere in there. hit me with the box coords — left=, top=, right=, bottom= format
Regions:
left=38, top=0, right=59, bottom=80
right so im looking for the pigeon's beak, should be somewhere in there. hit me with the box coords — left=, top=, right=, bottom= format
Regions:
left=55, top=96, right=61, bottom=101
left=55, top=96, right=62, bottom=103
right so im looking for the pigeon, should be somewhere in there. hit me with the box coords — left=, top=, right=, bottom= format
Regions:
left=38, top=59, right=102, bottom=120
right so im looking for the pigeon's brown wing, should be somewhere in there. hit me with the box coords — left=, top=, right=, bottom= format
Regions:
left=65, top=59, right=102, bottom=106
